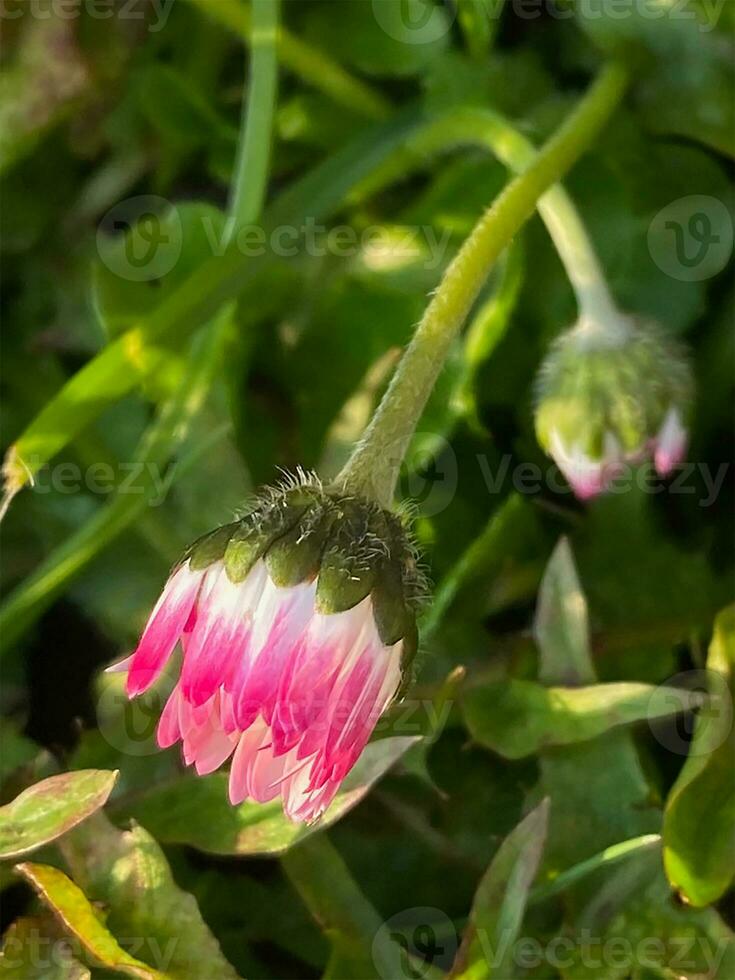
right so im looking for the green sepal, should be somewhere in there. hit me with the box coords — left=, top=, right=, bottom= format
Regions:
left=371, top=559, right=413, bottom=647
left=186, top=523, right=238, bottom=571
left=223, top=488, right=318, bottom=583
left=224, top=525, right=271, bottom=583
left=395, top=619, right=419, bottom=701
left=316, top=548, right=376, bottom=614
left=316, top=500, right=377, bottom=614
left=265, top=506, right=333, bottom=587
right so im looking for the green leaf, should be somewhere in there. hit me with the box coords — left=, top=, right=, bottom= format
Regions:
left=663, top=604, right=735, bottom=906
left=450, top=799, right=549, bottom=979
left=464, top=679, right=702, bottom=759
left=0, top=770, right=117, bottom=860
left=560, top=847, right=735, bottom=979
left=118, top=736, right=420, bottom=856
left=0, top=913, right=91, bottom=978
left=534, top=537, right=595, bottom=686
left=532, top=542, right=660, bottom=899
left=13, top=863, right=165, bottom=979
left=60, top=814, right=241, bottom=980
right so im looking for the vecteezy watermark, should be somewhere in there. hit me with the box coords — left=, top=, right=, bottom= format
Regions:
left=97, top=680, right=455, bottom=758
left=648, top=195, right=734, bottom=283
left=647, top=669, right=733, bottom=757
left=372, top=907, right=458, bottom=979
left=369, top=0, right=729, bottom=43
left=96, top=198, right=454, bottom=281
left=0, top=0, right=175, bottom=33
left=97, top=194, right=183, bottom=282
left=1, top=928, right=179, bottom=971
left=21, top=454, right=731, bottom=514
left=370, top=919, right=731, bottom=977
left=26, top=459, right=170, bottom=506
left=401, top=448, right=731, bottom=516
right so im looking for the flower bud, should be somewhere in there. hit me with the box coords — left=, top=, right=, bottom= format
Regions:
left=534, top=317, right=693, bottom=500
left=112, top=477, right=421, bottom=824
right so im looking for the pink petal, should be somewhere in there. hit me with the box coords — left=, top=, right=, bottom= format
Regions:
left=270, top=601, right=372, bottom=755
left=654, top=407, right=688, bottom=476
left=156, top=685, right=183, bottom=748
left=180, top=562, right=268, bottom=708
left=127, top=564, right=204, bottom=697
left=231, top=578, right=316, bottom=730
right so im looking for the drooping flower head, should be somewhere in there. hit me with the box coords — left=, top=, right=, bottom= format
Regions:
left=534, top=316, right=693, bottom=500
left=115, top=476, right=420, bottom=823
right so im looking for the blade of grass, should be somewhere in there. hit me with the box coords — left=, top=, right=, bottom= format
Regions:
left=528, top=833, right=662, bottom=906
left=227, top=0, right=280, bottom=237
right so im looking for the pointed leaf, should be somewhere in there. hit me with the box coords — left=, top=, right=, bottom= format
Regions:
left=0, top=770, right=117, bottom=860
left=534, top=537, right=595, bottom=686
left=450, top=799, right=550, bottom=979
left=13, top=863, right=165, bottom=979
left=464, top=679, right=702, bottom=759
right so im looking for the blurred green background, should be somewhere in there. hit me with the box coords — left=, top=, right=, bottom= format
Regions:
left=1, top=1, right=733, bottom=978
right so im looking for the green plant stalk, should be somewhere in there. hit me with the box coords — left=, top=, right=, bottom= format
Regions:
left=226, top=0, right=280, bottom=238
left=337, top=63, right=629, bottom=507
left=185, top=0, right=390, bottom=120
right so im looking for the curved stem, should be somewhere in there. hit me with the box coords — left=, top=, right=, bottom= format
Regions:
left=336, top=63, right=629, bottom=507
left=226, top=0, right=280, bottom=238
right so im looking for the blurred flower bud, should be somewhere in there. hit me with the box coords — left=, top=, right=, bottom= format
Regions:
left=111, top=476, right=421, bottom=823
left=534, top=317, right=693, bottom=500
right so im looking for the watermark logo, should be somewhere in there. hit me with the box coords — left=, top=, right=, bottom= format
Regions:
left=371, top=0, right=453, bottom=45
left=648, top=669, right=732, bottom=756
left=97, top=195, right=182, bottom=282
left=648, top=195, right=733, bottom=282
left=97, top=674, right=168, bottom=757
left=372, top=907, right=458, bottom=979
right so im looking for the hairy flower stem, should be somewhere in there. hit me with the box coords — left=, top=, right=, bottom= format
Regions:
left=336, top=63, right=629, bottom=508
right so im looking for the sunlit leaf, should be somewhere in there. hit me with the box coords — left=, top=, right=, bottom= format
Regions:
left=14, top=863, right=164, bottom=979
left=0, top=913, right=91, bottom=979
left=0, top=770, right=117, bottom=860
left=663, top=604, right=735, bottom=906
left=464, top=679, right=702, bottom=759
left=60, top=814, right=241, bottom=980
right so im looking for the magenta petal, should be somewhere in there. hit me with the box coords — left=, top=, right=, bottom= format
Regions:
left=654, top=407, right=687, bottom=476
left=127, top=564, right=203, bottom=697
left=156, top=686, right=182, bottom=749
left=181, top=564, right=267, bottom=708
